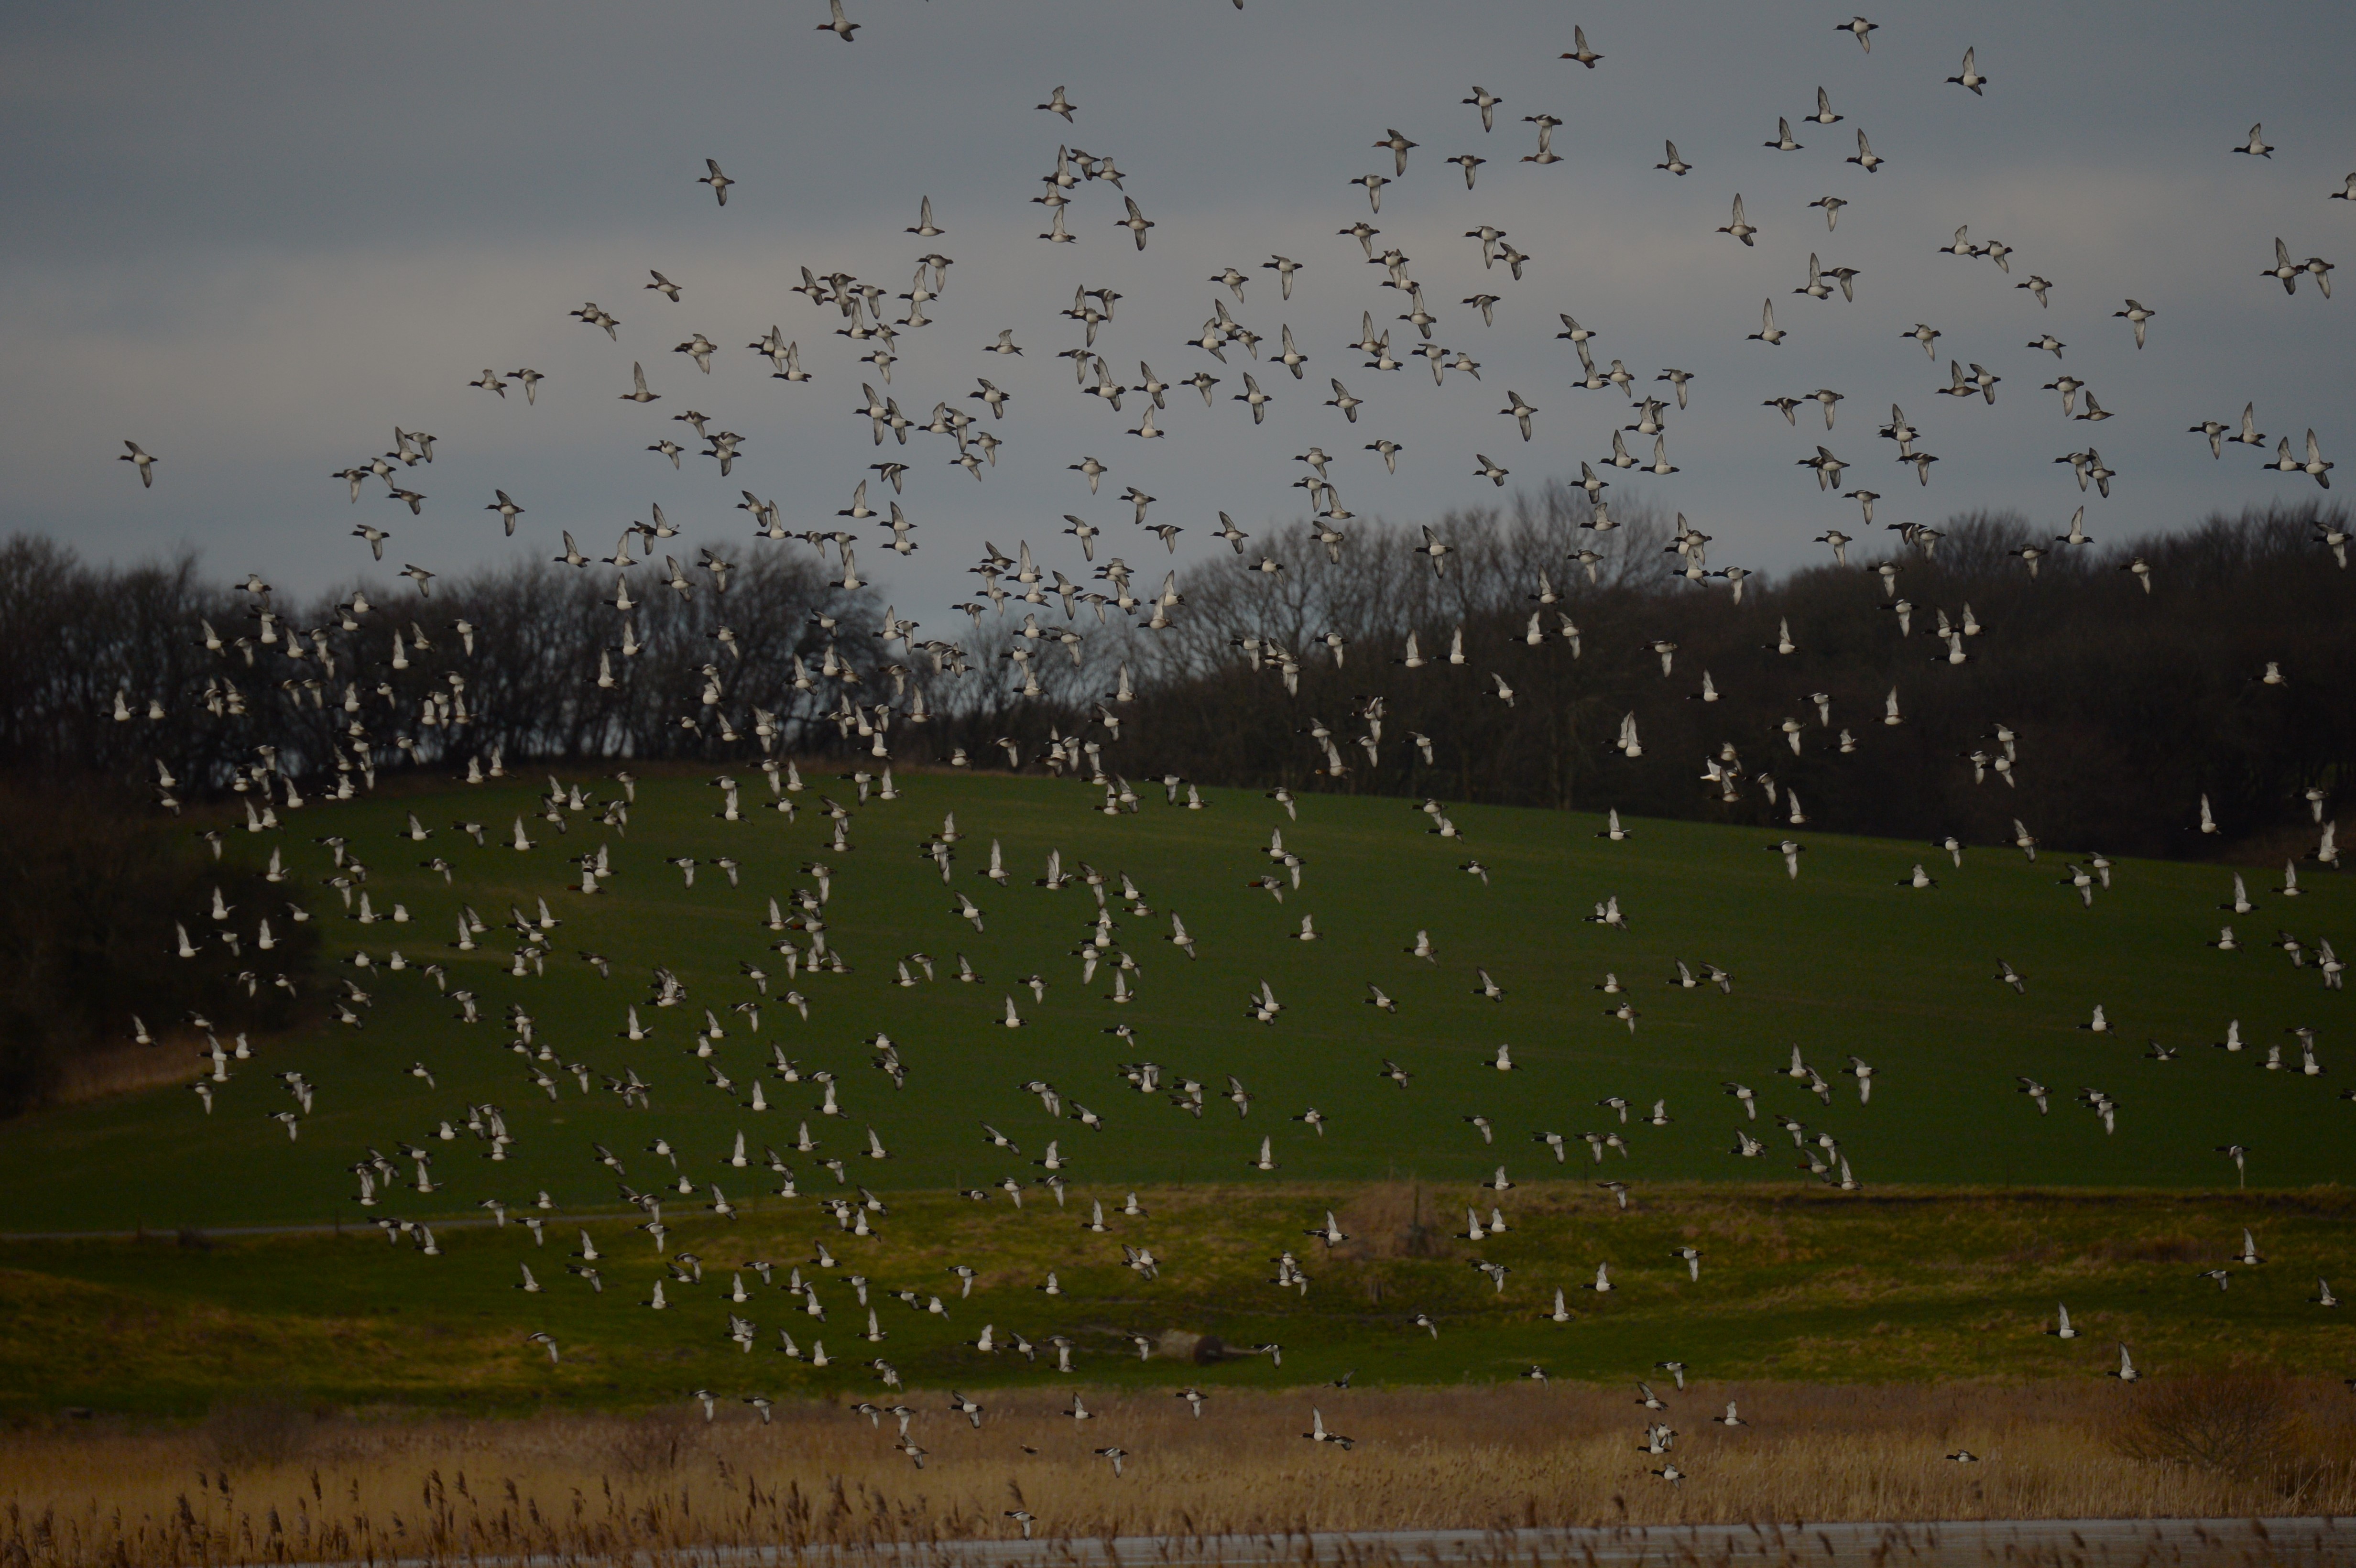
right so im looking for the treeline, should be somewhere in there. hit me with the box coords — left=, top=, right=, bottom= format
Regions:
left=933, top=490, right=2354, bottom=861
left=5, top=494, right=2345, bottom=856
left=0, top=534, right=891, bottom=797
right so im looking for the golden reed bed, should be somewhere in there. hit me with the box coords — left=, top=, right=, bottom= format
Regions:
left=2, top=1378, right=2348, bottom=1566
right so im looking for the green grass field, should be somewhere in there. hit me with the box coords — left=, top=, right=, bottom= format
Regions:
left=2, top=1185, right=2350, bottom=1416
left=0, top=768, right=2348, bottom=1413
left=2, top=767, right=2347, bottom=1229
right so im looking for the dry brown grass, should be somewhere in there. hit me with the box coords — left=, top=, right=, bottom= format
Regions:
left=39, top=1018, right=315, bottom=1114
left=2, top=1378, right=2350, bottom=1565
left=44, top=1038, right=206, bottom=1109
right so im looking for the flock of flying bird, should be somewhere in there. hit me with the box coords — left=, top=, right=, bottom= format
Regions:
left=104, top=5, right=2355, bottom=1499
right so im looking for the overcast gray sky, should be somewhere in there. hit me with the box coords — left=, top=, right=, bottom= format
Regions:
left=4, top=1, right=2351, bottom=621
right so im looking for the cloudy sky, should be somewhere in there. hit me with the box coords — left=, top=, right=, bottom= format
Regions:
left=4, top=1, right=2350, bottom=620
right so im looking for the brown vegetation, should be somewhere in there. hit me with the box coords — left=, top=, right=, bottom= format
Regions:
left=41, top=1034, right=209, bottom=1107
left=2, top=1379, right=2349, bottom=1565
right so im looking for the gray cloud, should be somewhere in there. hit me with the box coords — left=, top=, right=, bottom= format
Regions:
left=4, top=0, right=2350, bottom=622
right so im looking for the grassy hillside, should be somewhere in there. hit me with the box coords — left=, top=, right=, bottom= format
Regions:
left=1, top=767, right=2348, bottom=1411
left=0, top=768, right=2346, bottom=1239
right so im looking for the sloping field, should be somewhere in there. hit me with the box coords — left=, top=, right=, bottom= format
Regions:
left=0, top=771, right=2346, bottom=1413
left=1, top=768, right=2345, bottom=1236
